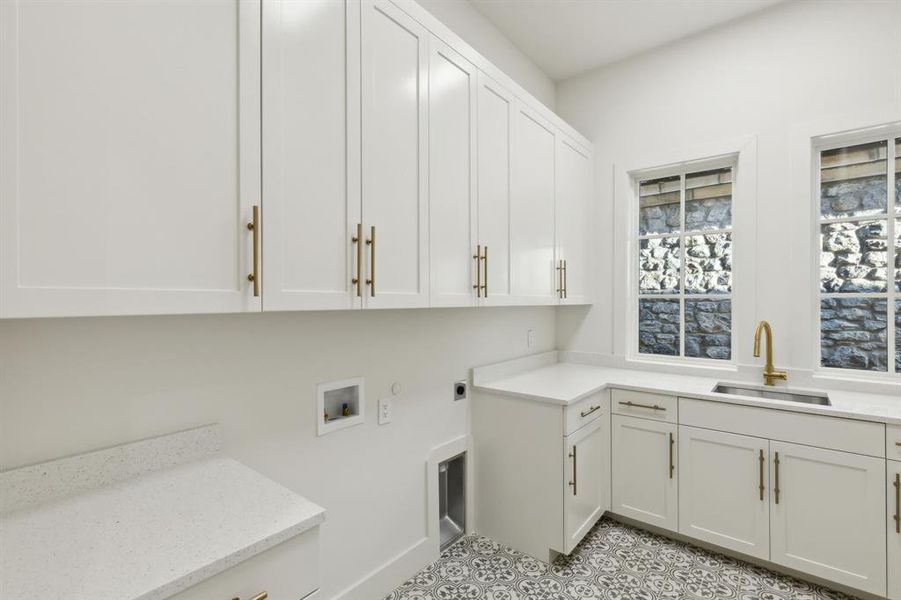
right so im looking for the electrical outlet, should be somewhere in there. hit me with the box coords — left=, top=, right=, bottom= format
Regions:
left=378, top=397, right=392, bottom=425
left=454, top=380, right=467, bottom=401
left=527, top=329, right=535, bottom=348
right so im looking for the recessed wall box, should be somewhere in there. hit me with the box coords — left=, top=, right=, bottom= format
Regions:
left=317, top=377, right=364, bottom=436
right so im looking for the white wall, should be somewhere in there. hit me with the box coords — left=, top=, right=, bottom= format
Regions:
left=555, top=0, right=901, bottom=376
left=415, top=0, right=556, bottom=108
left=0, top=307, right=554, bottom=598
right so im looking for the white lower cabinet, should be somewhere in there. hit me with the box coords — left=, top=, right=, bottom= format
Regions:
left=769, top=441, right=886, bottom=596
left=678, top=426, right=770, bottom=559
left=611, top=414, right=678, bottom=532
left=473, top=390, right=608, bottom=561
left=889, top=461, right=901, bottom=600
left=563, top=417, right=606, bottom=554
left=168, top=529, right=319, bottom=600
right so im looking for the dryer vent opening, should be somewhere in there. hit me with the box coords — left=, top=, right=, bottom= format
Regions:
left=438, top=452, right=466, bottom=550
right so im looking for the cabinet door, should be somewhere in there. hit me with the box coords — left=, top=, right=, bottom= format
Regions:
left=611, top=415, right=678, bottom=532
left=555, top=137, right=592, bottom=305
left=0, top=0, right=260, bottom=318
left=476, top=73, right=514, bottom=306
left=563, top=416, right=605, bottom=554
left=360, top=0, right=429, bottom=309
left=770, top=441, right=886, bottom=596
left=428, top=39, right=477, bottom=307
left=510, top=105, right=556, bottom=305
left=889, top=462, right=901, bottom=600
left=262, top=0, right=361, bottom=311
left=679, top=426, right=769, bottom=559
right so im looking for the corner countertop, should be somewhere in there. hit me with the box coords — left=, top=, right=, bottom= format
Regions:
left=0, top=426, right=326, bottom=600
left=472, top=355, right=901, bottom=426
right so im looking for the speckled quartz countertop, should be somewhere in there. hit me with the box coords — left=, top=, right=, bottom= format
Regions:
left=0, top=425, right=326, bottom=600
left=472, top=352, right=901, bottom=426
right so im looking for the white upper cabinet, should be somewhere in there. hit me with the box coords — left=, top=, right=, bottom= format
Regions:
left=769, top=441, right=886, bottom=596
left=555, top=137, right=593, bottom=305
left=262, top=0, right=361, bottom=311
left=678, top=426, right=770, bottom=560
left=428, top=39, right=478, bottom=308
left=510, top=106, right=557, bottom=304
left=0, top=0, right=261, bottom=318
left=360, top=0, right=429, bottom=309
left=476, top=73, right=515, bottom=306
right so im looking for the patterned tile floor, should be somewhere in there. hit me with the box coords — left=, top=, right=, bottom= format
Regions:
left=385, top=518, right=855, bottom=600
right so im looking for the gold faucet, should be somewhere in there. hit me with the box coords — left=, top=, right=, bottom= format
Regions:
left=753, top=320, right=787, bottom=386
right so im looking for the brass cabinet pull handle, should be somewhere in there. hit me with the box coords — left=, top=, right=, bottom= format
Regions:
left=668, top=432, right=674, bottom=479
left=619, top=400, right=666, bottom=411
left=556, top=260, right=563, bottom=298
left=366, top=226, right=376, bottom=296
left=563, top=259, right=567, bottom=298
left=894, top=473, right=900, bottom=534
left=774, top=451, right=780, bottom=505
left=568, top=445, right=577, bottom=496
left=580, top=405, right=600, bottom=418
left=758, top=449, right=765, bottom=501
left=482, top=245, right=488, bottom=296
left=895, top=441, right=901, bottom=447
left=246, top=205, right=260, bottom=297
left=250, top=593, right=268, bottom=600
left=473, top=245, right=482, bottom=297
left=352, top=223, right=363, bottom=297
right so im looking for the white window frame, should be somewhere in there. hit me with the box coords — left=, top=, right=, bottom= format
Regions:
left=811, top=123, right=900, bottom=378
left=629, top=154, right=738, bottom=367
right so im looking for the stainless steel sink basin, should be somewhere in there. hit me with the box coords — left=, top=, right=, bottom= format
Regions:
left=713, top=383, right=831, bottom=406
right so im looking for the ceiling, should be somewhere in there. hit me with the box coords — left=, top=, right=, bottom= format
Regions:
left=468, top=0, right=783, bottom=81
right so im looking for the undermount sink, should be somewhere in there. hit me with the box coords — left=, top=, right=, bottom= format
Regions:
left=712, top=383, right=831, bottom=406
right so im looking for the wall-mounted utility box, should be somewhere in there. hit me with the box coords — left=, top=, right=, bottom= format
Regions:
left=317, top=377, right=364, bottom=436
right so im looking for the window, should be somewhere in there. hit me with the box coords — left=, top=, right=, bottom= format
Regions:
left=817, top=133, right=900, bottom=373
left=636, top=165, right=734, bottom=361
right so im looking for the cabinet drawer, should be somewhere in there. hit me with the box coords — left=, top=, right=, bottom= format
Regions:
left=611, top=389, right=676, bottom=423
left=888, top=425, right=901, bottom=461
left=680, top=397, right=884, bottom=457
left=565, top=392, right=607, bottom=436
left=169, top=527, right=319, bottom=600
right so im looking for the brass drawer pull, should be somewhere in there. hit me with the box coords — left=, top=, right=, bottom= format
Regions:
left=366, top=225, right=376, bottom=296
left=619, top=400, right=666, bottom=411
left=894, top=473, right=900, bottom=534
left=246, top=205, right=260, bottom=297
left=774, top=451, right=780, bottom=505
left=895, top=441, right=901, bottom=447
left=473, top=245, right=482, bottom=298
left=352, top=223, right=363, bottom=297
left=580, top=405, right=600, bottom=418
left=758, top=449, right=765, bottom=501
left=568, top=445, right=577, bottom=496
left=668, top=432, right=674, bottom=479
left=233, top=593, right=267, bottom=600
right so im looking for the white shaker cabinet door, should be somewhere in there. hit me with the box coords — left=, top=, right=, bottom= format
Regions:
left=0, top=0, right=261, bottom=317
left=678, top=426, right=770, bottom=560
left=563, top=416, right=605, bottom=554
left=769, top=441, right=886, bottom=596
left=360, top=0, right=429, bottom=309
left=510, top=105, right=556, bottom=305
left=262, top=0, right=361, bottom=311
left=428, top=39, right=477, bottom=308
left=611, top=415, right=678, bottom=532
left=555, top=137, right=593, bottom=305
left=476, top=73, right=514, bottom=306
left=889, top=461, right=901, bottom=600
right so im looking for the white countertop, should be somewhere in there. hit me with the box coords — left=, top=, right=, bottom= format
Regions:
left=473, top=358, right=901, bottom=426
left=0, top=426, right=326, bottom=600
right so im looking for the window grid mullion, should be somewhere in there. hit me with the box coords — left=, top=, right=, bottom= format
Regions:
left=679, top=173, right=686, bottom=358
left=887, top=137, right=896, bottom=373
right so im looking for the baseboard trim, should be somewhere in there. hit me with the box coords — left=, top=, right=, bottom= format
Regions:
left=330, top=536, right=435, bottom=600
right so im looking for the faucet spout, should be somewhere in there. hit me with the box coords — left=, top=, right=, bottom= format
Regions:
left=753, top=320, right=787, bottom=386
